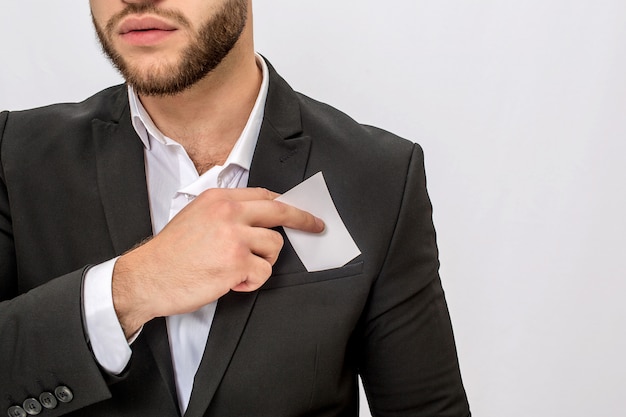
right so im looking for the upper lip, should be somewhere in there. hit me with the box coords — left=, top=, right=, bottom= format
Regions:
left=118, top=16, right=178, bottom=34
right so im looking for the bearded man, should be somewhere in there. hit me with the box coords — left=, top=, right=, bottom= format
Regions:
left=0, top=1, right=470, bottom=416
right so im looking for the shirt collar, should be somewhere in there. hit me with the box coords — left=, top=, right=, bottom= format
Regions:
left=128, top=54, right=270, bottom=173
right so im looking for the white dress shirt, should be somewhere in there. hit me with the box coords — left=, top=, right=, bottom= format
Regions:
left=83, top=55, right=269, bottom=413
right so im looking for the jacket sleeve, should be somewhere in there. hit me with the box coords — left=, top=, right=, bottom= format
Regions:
left=358, top=144, right=471, bottom=416
left=0, top=111, right=113, bottom=416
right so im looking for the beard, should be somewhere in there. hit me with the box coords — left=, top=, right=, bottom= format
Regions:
left=93, top=1, right=248, bottom=96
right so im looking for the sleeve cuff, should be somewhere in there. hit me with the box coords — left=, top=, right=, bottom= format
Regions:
left=83, top=257, right=133, bottom=375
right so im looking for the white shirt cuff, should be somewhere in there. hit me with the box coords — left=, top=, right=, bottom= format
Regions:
left=83, top=257, right=132, bottom=375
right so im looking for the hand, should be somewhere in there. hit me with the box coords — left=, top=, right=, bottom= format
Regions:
left=111, top=187, right=324, bottom=337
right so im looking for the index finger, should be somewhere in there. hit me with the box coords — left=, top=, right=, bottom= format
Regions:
left=241, top=199, right=325, bottom=233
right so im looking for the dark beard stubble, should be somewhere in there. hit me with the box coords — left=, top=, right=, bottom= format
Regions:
left=93, top=1, right=248, bottom=96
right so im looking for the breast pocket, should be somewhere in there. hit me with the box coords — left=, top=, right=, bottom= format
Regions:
left=261, top=261, right=364, bottom=290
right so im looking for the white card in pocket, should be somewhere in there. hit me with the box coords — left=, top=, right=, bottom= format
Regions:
left=276, top=172, right=361, bottom=272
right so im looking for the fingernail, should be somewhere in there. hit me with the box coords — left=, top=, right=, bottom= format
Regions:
left=315, top=217, right=325, bottom=231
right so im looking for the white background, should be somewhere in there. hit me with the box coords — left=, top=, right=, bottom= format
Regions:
left=2, top=1, right=625, bottom=416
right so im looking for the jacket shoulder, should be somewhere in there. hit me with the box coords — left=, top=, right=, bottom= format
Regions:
left=1, top=85, right=128, bottom=143
left=295, top=91, right=420, bottom=161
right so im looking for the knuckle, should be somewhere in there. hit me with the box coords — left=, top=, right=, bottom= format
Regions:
left=270, top=200, right=289, bottom=217
left=214, top=199, right=242, bottom=219
left=256, top=187, right=274, bottom=200
left=227, top=240, right=250, bottom=261
left=241, top=261, right=272, bottom=292
left=269, top=230, right=284, bottom=249
left=257, top=260, right=273, bottom=280
left=199, top=187, right=225, bottom=201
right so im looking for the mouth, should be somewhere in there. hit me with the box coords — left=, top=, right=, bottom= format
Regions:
left=119, top=16, right=177, bottom=34
left=118, top=16, right=178, bottom=45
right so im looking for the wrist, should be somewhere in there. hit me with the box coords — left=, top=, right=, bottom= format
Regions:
left=112, top=252, right=154, bottom=338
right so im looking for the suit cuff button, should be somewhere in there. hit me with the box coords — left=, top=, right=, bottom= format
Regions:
left=21, top=399, right=41, bottom=416
left=38, top=392, right=58, bottom=410
left=54, top=386, right=74, bottom=403
left=7, top=406, right=27, bottom=417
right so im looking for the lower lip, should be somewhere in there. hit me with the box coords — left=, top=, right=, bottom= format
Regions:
left=120, top=29, right=176, bottom=46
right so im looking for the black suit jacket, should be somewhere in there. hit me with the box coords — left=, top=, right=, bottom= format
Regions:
left=0, top=64, right=470, bottom=416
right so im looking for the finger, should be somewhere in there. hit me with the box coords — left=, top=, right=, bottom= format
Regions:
left=239, top=200, right=325, bottom=233
left=231, top=254, right=274, bottom=292
left=246, top=227, right=284, bottom=265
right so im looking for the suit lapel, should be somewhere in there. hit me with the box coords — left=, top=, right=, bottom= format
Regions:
left=184, top=64, right=312, bottom=417
left=247, top=62, right=313, bottom=194
left=92, top=97, right=153, bottom=255
left=92, top=90, right=179, bottom=410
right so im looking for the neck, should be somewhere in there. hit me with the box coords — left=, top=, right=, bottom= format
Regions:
left=138, top=39, right=261, bottom=173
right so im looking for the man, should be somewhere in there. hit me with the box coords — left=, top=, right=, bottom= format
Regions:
left=0, top=0, right=471, bottom=416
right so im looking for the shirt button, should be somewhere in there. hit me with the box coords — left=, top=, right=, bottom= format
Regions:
left=54, top=386, right=74, bottom=403
left=38, top=392, right=58, bottom=410
left=21, top=399, right=41, bottom=416
left=7, top=406, right=27, bottom=417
